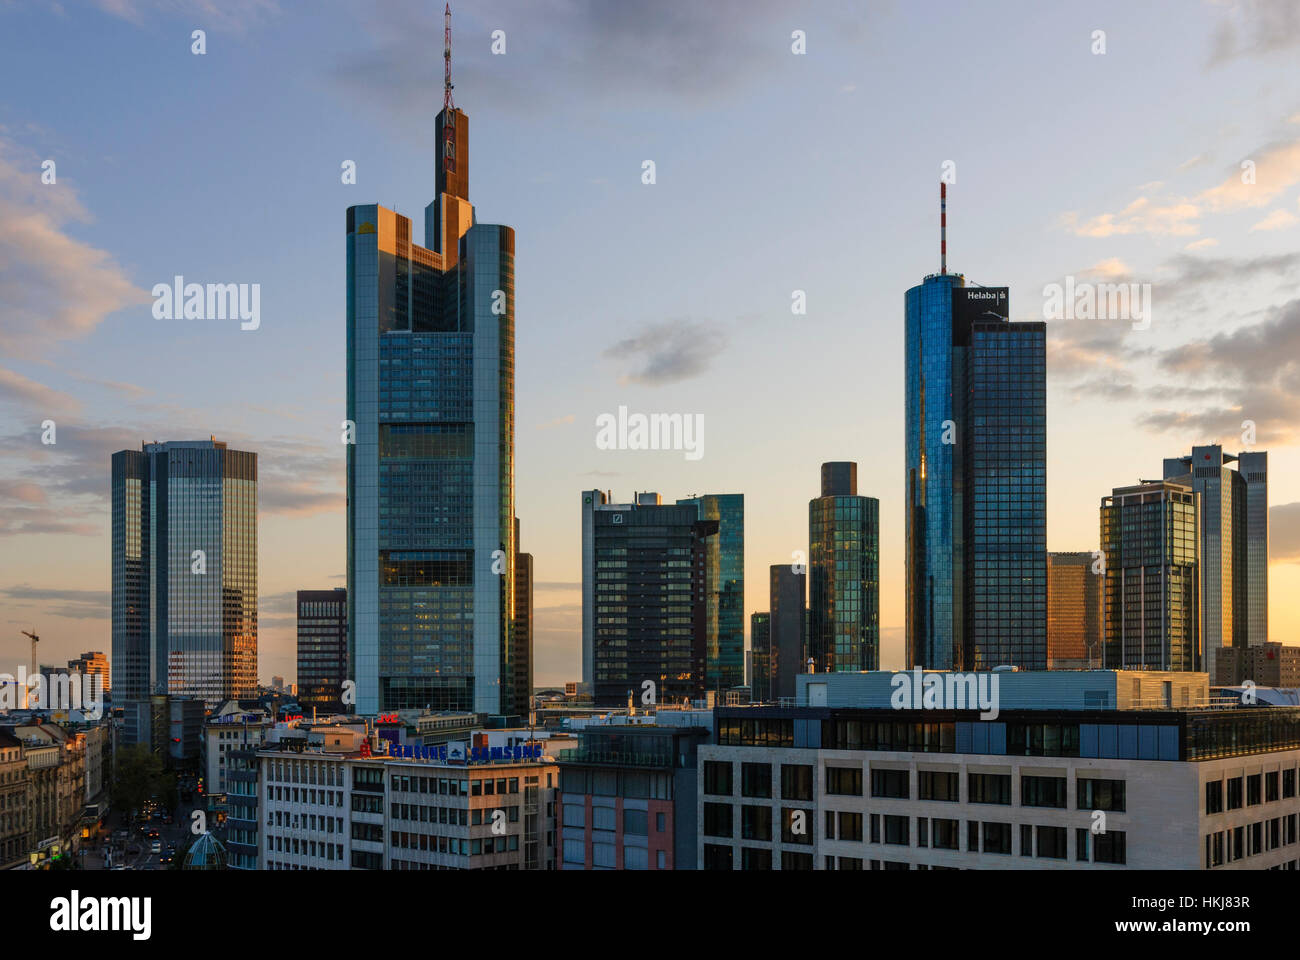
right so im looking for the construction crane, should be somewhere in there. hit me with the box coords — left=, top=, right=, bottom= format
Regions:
left=19, top=629, right=38, bottom=709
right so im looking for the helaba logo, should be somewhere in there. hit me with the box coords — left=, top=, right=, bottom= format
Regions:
left=49, top=891, right=151, bottom=941
left=965, top=290, right=1004, bottom=300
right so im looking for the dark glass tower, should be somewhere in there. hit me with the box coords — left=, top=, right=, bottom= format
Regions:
left=749, top=612, right=771, bottom=702
left=111, top=439, right=257, bottom=714
left=769, top=563, right=806, bottom=700
left=346, top=95, right=517, bottom=716
left=905, top=217, right=1046, bottom=670
left=677, top=494, right=744, bottom=693
left=808, top=463, right=879, bottom=673
left=1100, top=481, right=1199, bottom=671
left=581, top=491, right=716, bottom=707
left=297, top=588, right=347, bottom=714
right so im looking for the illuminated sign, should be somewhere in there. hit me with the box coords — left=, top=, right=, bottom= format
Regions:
left=389, top=743, right=543, bottom=763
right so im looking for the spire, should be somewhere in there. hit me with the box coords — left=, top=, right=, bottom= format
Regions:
left=940, top=181, right=947, bottom=275
left=442, top=4, right=456, bottom=176
left=444, top=3, right=455, bottom=114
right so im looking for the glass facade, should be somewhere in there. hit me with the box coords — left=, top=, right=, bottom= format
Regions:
left=1046, top=552, right=1102, bottom=668
left=808, top=465, right=879, bottom=674
left=750, top=612, right=771, bottom=702
left=769, top=564, right=806, bottom=701
left=1100, top=482, right=1199, bottom=671
left=678, top=494, right=744, bottom=692
left=111, top=439, right=257, bottom=712
left=297, top=588, right=347, bottom=713
left=347, top=104, right=519, bottom=716
left=905, top=275, right=1046, bottom=670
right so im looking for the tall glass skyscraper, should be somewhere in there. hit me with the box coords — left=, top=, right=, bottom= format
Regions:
left=808, top=463, right=879, bottom=673
left=346, top=92, right=518, bottom=716
left=111, top=439, right=257, bottom=712
left=677, top=494, right=744, bottom=693
left=905, top=251, right=1046, bottom=670
left=1162, top=446, right=1268, bottom=682
left=769, top=562, right=806, bottom=700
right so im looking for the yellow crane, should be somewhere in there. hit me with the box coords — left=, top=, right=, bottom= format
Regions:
left=19, top=630, right=38, bottom=709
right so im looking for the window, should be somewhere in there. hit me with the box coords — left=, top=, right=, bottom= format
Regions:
left=825, top=766, right=863, bottom=796
left=563, top=838, right=585, bottom=865
left=656, top=812, right=666, bottom=832
left=1095, top=830, right=1126, bottom=864
left=1247, top=774, right=1261, bottom=806
left=781, top=851, right=814, bottom=871
left=562, top=804, right=584, bottom=828
left=918, top=770, right=959, bottom=802
left=883, top=815, right=909, bottom=846
left=968, top=772, right=1011, bottom=805
left=1205, top=831, right=1224, bottom=867
left=1266, top=771, right=1279, bottom=803
left=781, top=765, right=813, bottom=801
left=742, top=805, right=772, bottom=841
left=931, top=818, right=959, bottom=850
left=838, top=812, right=863, bottom=842
left=1227, top=777, right=1243, bottom=810
left=623, top=809, right=648, bottom=836
left=979, top=822, right=1011, bottom=855
left=871, top=768, right=909, bottom=799
left=1205, top=780, right=1223, bottom=815
left=1020, top=824, right=1033, bottom=857
left=1036, top=825, right=1067, bottom=860
left=1021, top=776, right=1067, bottom=809
left=741, top=847, right=772, bottom=870
left=703, top=761, right=732, bottom=796
left=703, top=803, right=733, bottom=838
left=1284, top=769, right=1296, bottom=800
left=1076, top=828, right=1089, bottom=862
left=623, top=846, right=648, bottom=870
left=741, top=763, right=772, bottom=798
left=592, top=842, right=615, bottom=868
left=592, top=806, right=616, bottom=831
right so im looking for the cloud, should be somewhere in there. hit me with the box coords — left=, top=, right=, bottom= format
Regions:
left=536, top=414, right=575, bottom=431
left=0, top=137, right=150, bottom=358
left=1198, top=140, right=1300, bottom=212
left=604, top=318, right=727, bottom=386
left=1250, top=208, right=1298, bottom=231
left=0, top=367, right=81, bottom=417
left=1208, top=0, right=1300, bottom=65
left=0, top=585, right=108, bottom=619
left=1185, top=238, right=1219, bottom=250
left=91, top=0, right=279, bottom=33
left=1272, top=502, right=1300, bottom=563
left=331, top=0, right=872, bottom=116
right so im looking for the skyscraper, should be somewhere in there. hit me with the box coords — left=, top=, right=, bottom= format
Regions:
left=769, top=563, right=806, bottom=700
left=346, top=43, right=518, bottom=716
left=677, top=494, right=744, bottom=692
left=808, top=463, right=879, bottom=673
left=297, top=588, right=347, bottom=714
left=905, top=190, right=1047, bottom=670
left=1162, top=446, right=1268, bottom=680
left=111, top=439, right=257, bottom=711
left=515, top=518, right=534, bottom=717
left=581, top=491, right=715, bottom=706
left=749, top=612, right=771, bottom=702
left=1100, top=481, right=1199, bottom=672
left=1046, top=552, right=1102, bottom=669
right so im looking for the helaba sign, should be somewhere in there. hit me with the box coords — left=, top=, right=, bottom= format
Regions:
left=952, top=286, right=1010, bottom=325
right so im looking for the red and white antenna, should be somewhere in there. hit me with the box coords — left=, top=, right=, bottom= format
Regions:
left=443, top=3, right=456, bottom=174
left=940, top=181, right=947, bottom=275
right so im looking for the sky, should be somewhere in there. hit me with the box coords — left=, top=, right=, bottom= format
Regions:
left=1, top=0, right=1300, bottom=688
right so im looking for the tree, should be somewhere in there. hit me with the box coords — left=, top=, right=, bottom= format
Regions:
left=111, top=745, right=168, bottom=820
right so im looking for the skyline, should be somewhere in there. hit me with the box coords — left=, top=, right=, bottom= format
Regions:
left=4, top=1, right=1300, bottom=688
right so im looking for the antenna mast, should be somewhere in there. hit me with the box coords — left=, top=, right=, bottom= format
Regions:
left=940, top=181, right=947, bottom=275
left=442, top=4, right=456, bottom=174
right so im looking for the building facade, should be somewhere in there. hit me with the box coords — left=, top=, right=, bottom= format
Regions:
left=770, top=564, right=807, bottom=702
left=0, top=731, right=28, bottom=869
left=346, top=92, right=518, bottom=717
left=677, top=494, right=745, bottom=693
left=581, top=491, right=717, bottom=707
left=1100, top=481, right=1199, bottom=672
left=1163, top=447, right=1268, bottom=681
left=1046, top=552, right=1102, bottom=669
left=905, top=268, right=1047, bottom=672
left=1215, top=642, right=1300, bottom=690
left=111, top=438, right=258, bottom=715
left=750, top=613, right=771, bottom=703
left=699, top=672, right=1300, bottom=870
left=515, top=518, right=534, bottom=718
left=808, top=463, right=879, bottom=674
left=297, top=588, right=348, bottom=715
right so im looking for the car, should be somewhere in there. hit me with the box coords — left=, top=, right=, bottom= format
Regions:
left=111, top=864, right=128, bottom=871
left=158, top=853, right=173, bottom=865
left=150, top=840, right=161, bottom=854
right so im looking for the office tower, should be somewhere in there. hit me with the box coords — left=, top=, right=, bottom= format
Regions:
left=769, top=563, right=806, bottom=700
left=515, top=518, right=534, bottom=717
left=581, top=491, right=716, bottom=707
left=67, top=652, right=109, bottom=693
left=1046, top=553, right=1102, bottom=669
left=346, top=42, right=518, bottom=716
left=750, top=612, right=771, bottom=702
left=904, top=192, right=1047, bottom=671
left=1163, top=447, right=1268, bottom=680
left=1215, top=641, right=1300, bottom=688
left=1099, top=481, right=1199, bottom=672
left=111, top=439, right=258, bottom=715
left=677, top=494, right=744, bottom=693
left=297, top=588, right=347, bottom=714
left=808, top=463, right=880, bottom=673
